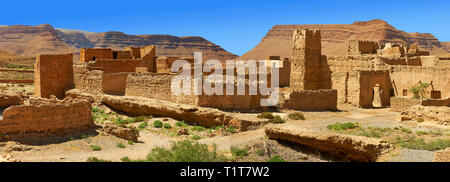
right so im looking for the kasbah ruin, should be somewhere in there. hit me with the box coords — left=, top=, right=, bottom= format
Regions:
left=0, top=20, right=449, bottom=162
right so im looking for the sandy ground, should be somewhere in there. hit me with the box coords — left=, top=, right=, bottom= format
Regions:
left=3, top=105, right=449, bottom=162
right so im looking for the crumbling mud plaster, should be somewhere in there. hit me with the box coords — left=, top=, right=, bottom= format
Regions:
left=285, top=89, right=338, bottom=111
left=0, top=97, right=93, bottom=137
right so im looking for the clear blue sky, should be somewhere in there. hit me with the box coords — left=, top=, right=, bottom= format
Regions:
left=1, top=0, right=449, bottom=56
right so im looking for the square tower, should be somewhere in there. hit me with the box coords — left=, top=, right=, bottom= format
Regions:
left=290, top=29, right=322, bottom=90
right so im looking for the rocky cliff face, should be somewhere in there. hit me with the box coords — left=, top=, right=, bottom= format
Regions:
left=240, top=19, right=448, bottom=60
left=0, top=24, right=237, bottom=61
left=441, top=42, right=450, bottom=52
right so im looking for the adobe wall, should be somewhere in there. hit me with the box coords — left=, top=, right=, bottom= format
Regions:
left=80, top=48, right=113, bottom=63
left=102, top=73, right=129, bottom=96
left=125, top=47, right=141, bottom=58
left=331, top=71, right=360, bottom=106
left=0, top=92, right=23, bottom=108
left=347, top=40, right=378, bottom=55
left=156, top=56, right=180, bottom=73
left=197, top=77, right=262, bottom=112
left=139, top=45, right=156, bottom=72
left=285, top=89, right=338, bottom=111
left=390, top=66, right=450, bottom=99
left=391, top=97, right=449, bottom=112
left=0, top=97, right=93, bottom=136
left=390, top=97, right=422, bottom=112
left=115, top=50, right=132, bottom=59
left=34, top=54, right=74, bottom=99
left=359, top=70, right=391, bottom=107
left=73, top=63, right=103, bottom=93
left=88, top=59, right=143, bottom=74
left=124, top=73, right=198, bottom=105
left=290, top=29, right=322, bottom=90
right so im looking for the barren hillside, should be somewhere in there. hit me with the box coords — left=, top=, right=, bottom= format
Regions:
left=0, top=24, right=238, bottom=61
left=240, top=19, right=449, bottom=60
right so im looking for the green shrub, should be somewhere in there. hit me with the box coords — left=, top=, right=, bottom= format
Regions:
left=163, top=123, right=172, bottom=129
left=417, top=117, right=424, bottom=123
left=257, top=112, right=274, bottom=119
left=153, top=120, right=163, bottom=128
left=327, top=122, right=360, bottom=130
left=92, top=107, right=100, bottom=113
left=268, top=155, right=285, bottom=162
left=192, top=126, right=206, bottom=132
left=192, top=135, right=201, bottom=140
left=226, top=126, right=236, bottom=133
left=128, top=140, right=134, bottom=145
left=120, top=157, right=131, bottom=162
left=176, top=121, right=187, bottom=127
left=399, top=126, right=412, bottom=133
left=135, top=116, right=146, bottom=122
left=89, top=145, right=102, bottom=151
left=230, top=146, right=248, bottom=157
left=270, top=115, right=286, bottom=124
left=138, top=122, right=148, bottom=130
left=256, top=149, right=265, bottom=156
left=145, top=140, right=227, bottom=162
left=86, top=157, right=111, bottom=162
left=288, top=112, right=305, bottom=120
left=409, top=82, right=430, bottom=99
left=395, top=136, right=450, bottom=151
left=116, top=142, right=126, bottom=148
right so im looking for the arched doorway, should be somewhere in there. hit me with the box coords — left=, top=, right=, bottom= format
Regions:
left=372, top=84, right=382, bottom=107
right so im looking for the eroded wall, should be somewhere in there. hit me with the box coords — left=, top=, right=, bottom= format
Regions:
left=286, top=89, right=338, bottom=111
left=34, top=54, right=74, bottom=99
left=0, top=97, right=93, bottom=135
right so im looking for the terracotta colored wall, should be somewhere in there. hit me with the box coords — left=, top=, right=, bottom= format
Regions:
left=88, top=59, right=142, bottom=74
left=0, top=98, right=93, bottom=135
left=102, top=73, right=129, bottom=95
left=80, top=48, right=113, bottom=63
left=287, top=89, right=338, bottom=111
left=359, top=70, right=391, bottom=107
left=390, top=66, right=450, bottom=99
left=34, top=54, right=74, bottom=99
left=125, top=73, right=198, bottom=105
left=73, top=63, right=103, bottom=93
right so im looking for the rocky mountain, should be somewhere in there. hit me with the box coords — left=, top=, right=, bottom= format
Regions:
left=441, top=42, right=450, bottom=52
left=0, top=24, right=238, bottom=61
left=240, top=19, right=449, bottom=60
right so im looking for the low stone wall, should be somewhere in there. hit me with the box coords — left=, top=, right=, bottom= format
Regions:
left=73, top=64, right=103, bottom=93
left=125, top=73, right=198, bottom=105
left=391, top=97, right=449, bottom=112
left=0, top=92, right=24, bottom=108
left=400, top=105, right=450, bottom=125
left=285, top=89, right=338, bottom=111
left=0, top=97, right=93, bottom=137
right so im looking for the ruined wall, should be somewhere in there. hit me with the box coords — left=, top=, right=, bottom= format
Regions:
left=102, top=73, right=129, bottom=96
left=114, top=50, right=132, bottom=59
left=73, top=63, right=103, bottom=93
left=286, top=89, right=337, bottom=111
left=347, top=40, right=378, bottom=55
left=125, top=73, right=198, bottom=105
left=139, top=45, right=156, bottom=72
left=125, top=47, right=141, bottom=59
left=34, top=54, right=74, bottom=99
left=0, top=97, right=93, bottom=136
left=88, top=59, right=143, bottom=74
left=390, top=97, right=449, bottom=112
left=390, top=66, right=450, bottom=99
left=359, top=70, right=391, bottom=107
left=80, top=48, right=113, bottom=63
left=156, top=56, right=180, bottom=73
left=290, top=29, right=322, bottom=90
left=390, top=97, right=422, bottom=112
left=0, top=92, right=23, bottom=108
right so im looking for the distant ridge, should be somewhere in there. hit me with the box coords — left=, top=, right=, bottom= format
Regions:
left=240, top=19, right=449, bottom=60
left=0, top=24, right=238, bottom=61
